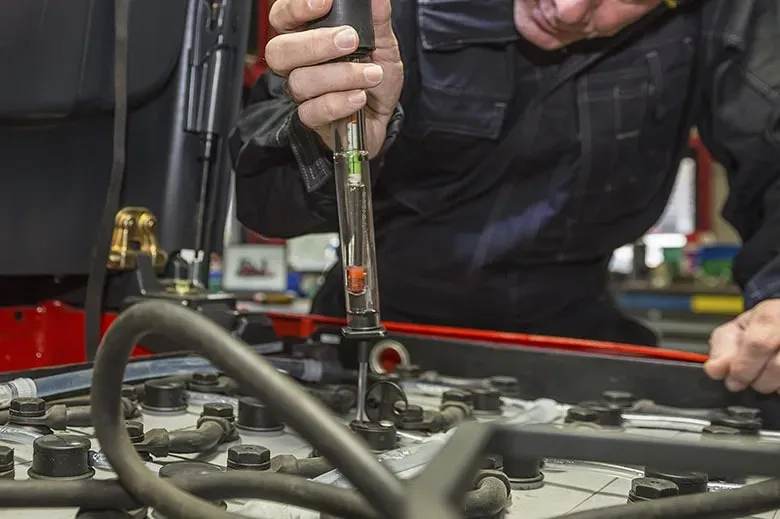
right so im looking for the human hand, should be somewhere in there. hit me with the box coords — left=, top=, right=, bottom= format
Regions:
left=265, top=0, right=403, bottom=158
left=704, top=299, right=780, bottom=393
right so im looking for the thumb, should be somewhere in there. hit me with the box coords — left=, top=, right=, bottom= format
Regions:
left=704, top=321, right=741, bottom=381
left=372, top=0, right=394, bottom=44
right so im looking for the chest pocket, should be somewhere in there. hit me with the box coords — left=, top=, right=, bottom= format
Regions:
left=573, top=15, right=698, bottom=225
left=409, top=0, right=518, bottom=140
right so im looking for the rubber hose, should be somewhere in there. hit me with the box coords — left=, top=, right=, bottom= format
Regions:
left=168, top=422, right=224, bottom=453
left=463, top=477, right=509, bottom=518
left=440, top=406, right=468, bottom=431
left=271, top=455, right=334, bottom=479
left=298, top=457, right=335, bottom=479
left=90, top=300, right=402, bottom=519
left=47, top=395, right=93, bottom=406
left=554, top=478, right=780, bottom=519
left=320, top=477, right=509, bottom=519
left=76, top=510, right=138, bottom=519
left=65, top=406, right=97, bottom=427
left=0, top=472, right=376, bottom=519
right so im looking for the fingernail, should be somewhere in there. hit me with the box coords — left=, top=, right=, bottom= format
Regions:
left=348, top=90, right=366, bottom=105
left=364, top=65, right=383, bottom=84
left=725, top=378, right=745, bottom=392
left=308, top=0, right=325, bottom=9
left=334, top=28, right=357, bottom=50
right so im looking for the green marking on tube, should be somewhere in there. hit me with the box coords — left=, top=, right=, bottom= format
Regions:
left=347, top=150, right=361, bottom=177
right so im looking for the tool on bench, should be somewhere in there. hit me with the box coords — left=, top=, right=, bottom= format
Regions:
left=311, top=0, right=385, bottom=423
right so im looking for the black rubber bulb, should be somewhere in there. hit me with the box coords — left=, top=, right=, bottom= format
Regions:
left=310, top=0, right=376, bottom=57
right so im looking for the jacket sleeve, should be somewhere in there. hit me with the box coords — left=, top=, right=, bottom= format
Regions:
left=229, top=71, right=404, bottom=239
left=695, top=0, right=780, bottom=309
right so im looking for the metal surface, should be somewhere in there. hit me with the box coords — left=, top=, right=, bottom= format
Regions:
left=356, top=342, right=369, bottom=422
left=369, top=340, right=411, bottom=374
left=0, top=0, right=249, bottom=277
left=1, top=303, right=774, bottom=427
left=364, top=380, right=408, bottom=425
left=1, top=371, right=779, bottom=518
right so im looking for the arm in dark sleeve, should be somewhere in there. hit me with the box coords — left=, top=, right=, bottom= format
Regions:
left=695, top=0, right=780, bottom=308
left=229, top=71, right=404, bottom=239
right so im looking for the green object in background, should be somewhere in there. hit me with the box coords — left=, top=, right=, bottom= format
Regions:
left=699, top=258, right=733, bottom=281
left=208, top=271, right=222, bottom=293
left=662, top=247, right=683, bottom=278
left=695, top=245, right=738, bottom=288
left=208, top=253, right=223, bottom=293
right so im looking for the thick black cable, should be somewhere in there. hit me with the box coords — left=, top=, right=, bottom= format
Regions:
left=554, top=478, right=780, bottom=519
left=270, top=455, right=334, bottom=478
left=90, top=300, right=402, bottom=519
left=463, top=477, right=509, bottom=518
left=0, top=474, right=509, bottom=519
left=0, top=472, right=376, bottom=519
left=84, top=0, right=131, bottom=361
left=296, top=457, right=335, bottom=479
left=168, top=422, right=224, bottom=453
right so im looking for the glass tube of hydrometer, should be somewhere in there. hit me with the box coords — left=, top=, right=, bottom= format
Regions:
left=333, top=71, right=381, bottom=333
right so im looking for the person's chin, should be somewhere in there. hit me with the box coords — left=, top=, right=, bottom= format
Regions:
left=513, top=3, right=567, bottom=50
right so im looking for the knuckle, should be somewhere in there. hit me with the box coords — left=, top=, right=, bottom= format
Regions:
left=754, top=360, right=780, bottom=394
left=750, top=336, right=776, bottom=353
left=302, top=30, right=326, bottom=63
left=709, top=323, right=736, bottom=349
left=269, top=0, right=303, bottom=31
left=263, top=39, right=284, bottom=71
left=753, top=309, right=775, bottom=326
left=297, top=103, right=315, bottom=129
left=338, top=63, right=362, bottom=86
left=728, top=365, right=751, bottom=384
left=267, top=0, right=290, bottom=31
left=755, top=382, right=776, bottom=395
left=710, top=325, right=726, bottom=343
left=286, top=69, right=305, bottom=100
left=745, top=326, right=777, bottom=353
left=321, top=95, right=339, bottom=122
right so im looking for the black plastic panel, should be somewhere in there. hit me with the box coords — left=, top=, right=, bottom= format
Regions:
left=399, top=334, right=780, bottom=429
left=316, top=327, right=780, bottom=430
left=0, top=0, right=251, bottom=278
left=0, top=0, right=185, bottom=118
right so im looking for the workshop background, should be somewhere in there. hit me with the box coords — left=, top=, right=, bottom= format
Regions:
left=226, top=0, right=740, bottom=354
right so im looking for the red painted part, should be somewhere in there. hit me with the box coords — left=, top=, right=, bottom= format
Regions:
left=0, top=301, right=708, bottom=373
left=263, top=311, right=709, bottom=364
left=247, top=233, right=285, bottom=245
left=0, top=301, right=150, bottom=373
left=379, top=347, right=402, bottom=372
left=244, top=60, right=263, bottom=87
left=243, top=0, right=274, bottom=87
left=258, top=0, right=275, bottom=51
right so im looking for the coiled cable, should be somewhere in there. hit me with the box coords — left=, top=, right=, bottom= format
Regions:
left=0, top=472, right=509, bottom=519
left=0, top=472, right=373, bottom=518
left=553, top=478, right=780, bottom=519
left=90, top=300, right=402, bottom=519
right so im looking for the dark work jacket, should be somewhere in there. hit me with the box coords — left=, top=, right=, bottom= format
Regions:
left=230, top=0, right=780, bottom=345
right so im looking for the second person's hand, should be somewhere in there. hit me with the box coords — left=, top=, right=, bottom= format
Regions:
left=265, top=0, right=403, bottom=158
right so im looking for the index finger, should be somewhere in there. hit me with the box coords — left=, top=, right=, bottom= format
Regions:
left=728, top=311, right=780, bottom=389
left=269, top=0, right=333, bottom=33
left=703, top=323, right=739, bottom=381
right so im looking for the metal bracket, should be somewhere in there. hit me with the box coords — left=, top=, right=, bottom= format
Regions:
left=107, top=207, right=167, bottom=271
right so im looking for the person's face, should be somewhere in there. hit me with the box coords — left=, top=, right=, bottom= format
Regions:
left=514, top=0, right=664, bottom=50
